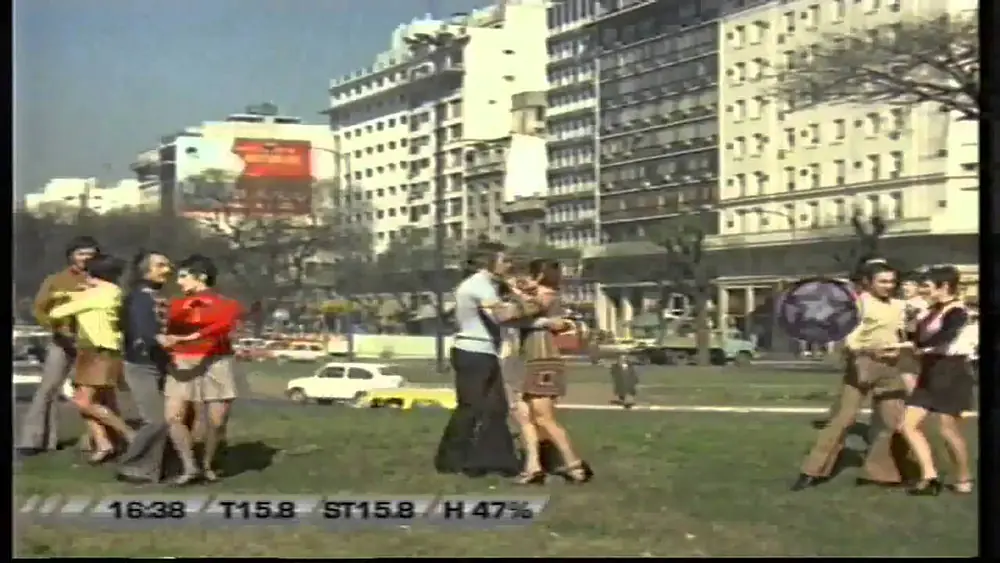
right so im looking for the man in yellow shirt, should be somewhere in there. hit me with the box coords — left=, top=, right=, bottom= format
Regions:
left=793, top=262, right=916, bottom=490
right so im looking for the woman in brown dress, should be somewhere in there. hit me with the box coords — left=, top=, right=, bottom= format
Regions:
left=503, top=259, right=593, bottom=485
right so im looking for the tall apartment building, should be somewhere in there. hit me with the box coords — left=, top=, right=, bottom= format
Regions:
left=711, top=0, right=980, bottom=326
left=131, top=107, right=338, bottom=219
left=544, top=0, right=602, bottom=251
left=592, top=0, right=733, bottom=248
left=324, top=2, right=549, bottom=255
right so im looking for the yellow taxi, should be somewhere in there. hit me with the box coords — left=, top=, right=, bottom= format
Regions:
left=353, top=387, right=457, bottom=410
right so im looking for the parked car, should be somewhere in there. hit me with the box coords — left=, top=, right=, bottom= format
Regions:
left=354, top=387, right=456, bottom=410
left=273, top=342, right=327, bottom=363
left=285, top=362, right=405, bottom=404
left=235, top=339, right=275, bottom=362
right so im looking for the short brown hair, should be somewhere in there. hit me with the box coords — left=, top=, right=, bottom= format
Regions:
left=465, top=239, right=507, bottom=274
left=528, top=258, right=561, bottom=289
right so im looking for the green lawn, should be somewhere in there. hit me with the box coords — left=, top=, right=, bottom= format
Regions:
left=15, top=404, right=978, bottom=557
left=241, top=360, right=848, bottom=407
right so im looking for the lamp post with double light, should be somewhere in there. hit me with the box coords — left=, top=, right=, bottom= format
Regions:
left=405, top=29, right=462, bottom=374
left=258, top=142, right=360, bottom=360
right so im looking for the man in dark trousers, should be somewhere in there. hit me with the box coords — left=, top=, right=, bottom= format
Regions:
left=434, top=241, right=522, bottom=478
left=116, top=250, right=174, bottom=484
left=610, top=353, right=638, bottom=408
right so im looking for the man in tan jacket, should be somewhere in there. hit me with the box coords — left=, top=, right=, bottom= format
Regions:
left=792, top=261, right=917, bottom=490
left=16, top=236, right=99, bottom=457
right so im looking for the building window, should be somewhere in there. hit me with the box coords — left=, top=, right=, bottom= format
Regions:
left=833, top=119, right=846, bottom=140
left=808, top=123, right=820, bottom=145
left=734, top=100, right=746, bottom=121
left=783, top=11, right=796, bottom=33
left=889, top=151, right=904, bottom=178
left=754, top=171, right=768, bottom=195
left=834, top=159, right=847, bottom=185
left=808, top=163, right=821, bottom=189
left=735, top=173, right=747, bottom=197
left=889, top=191, right=903, bottom=219
left=833, top=0, right=846, bottom=21
left=865, top=113, right=882, bottom=137
left=834, top=199, right=847, bottom=223
left=734, top=137, right=746, bottom=158
left=867, top=154, right=881, bottom=181
left=784, top=128, right=796, bottom=150
left=753, top=134, right=767, bottom=155
left=783, top=167, right=796, bottom=191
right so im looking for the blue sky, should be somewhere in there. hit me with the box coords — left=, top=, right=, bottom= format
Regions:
left=14, top=0, right=487, bottom=195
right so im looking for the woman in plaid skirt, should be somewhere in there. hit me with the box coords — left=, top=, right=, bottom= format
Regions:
left=492, top=259, right=593, bottom=485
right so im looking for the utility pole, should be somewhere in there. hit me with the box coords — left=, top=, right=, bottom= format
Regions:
left=343, top=148, right=357, bottom=361
left=432, top=97, right=447, bottom=374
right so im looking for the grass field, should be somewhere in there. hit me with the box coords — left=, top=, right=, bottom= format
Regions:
left=241, top=360, right=850, bottom=408
left=15, top=403, right=978, bottom=557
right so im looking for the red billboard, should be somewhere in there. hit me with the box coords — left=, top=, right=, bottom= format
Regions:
left=230, top=138, right=313, bottom=216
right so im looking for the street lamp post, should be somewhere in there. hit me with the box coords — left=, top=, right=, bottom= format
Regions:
left=261, top=142, right=357, bottom=360
left=407, top=31, right=459, bottom=374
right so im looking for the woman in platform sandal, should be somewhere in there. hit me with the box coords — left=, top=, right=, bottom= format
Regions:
left=898, top=265, right=976, bottom=496
left=48, top=254, right=135, bottom=464
left=490, top=259, right=593, bottom=485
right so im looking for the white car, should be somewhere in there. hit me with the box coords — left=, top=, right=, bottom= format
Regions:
left=285, top=362, right=405, bottom=404
left=272, top=342, right=328, bottom=363
left=11, top=361, right=75, bottom=401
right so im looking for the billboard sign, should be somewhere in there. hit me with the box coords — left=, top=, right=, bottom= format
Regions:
left=231, top=138, right=313, bottom=215
left=175, top=136, right=313, bottom=216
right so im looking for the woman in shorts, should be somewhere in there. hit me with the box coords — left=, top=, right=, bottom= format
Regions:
left=163, top=255, right=244, bottom=485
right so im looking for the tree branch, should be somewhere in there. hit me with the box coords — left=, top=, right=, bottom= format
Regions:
left=770, top=15, right=980, bottom=121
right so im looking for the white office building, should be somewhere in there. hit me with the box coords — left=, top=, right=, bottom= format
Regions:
left=131, top=107, right=339, bottom=219
left=711, top=0, right=980, bottom=322
left=324, top=1, right=549, bottom=254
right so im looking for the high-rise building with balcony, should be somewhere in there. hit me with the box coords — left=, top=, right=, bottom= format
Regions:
left=592, top=0, right=734, bottom=245
left=711, top=0, right=980, bottom=325
left=324, top=2, right=549, bottom=255
left=544, top=0, right=602, bottom=251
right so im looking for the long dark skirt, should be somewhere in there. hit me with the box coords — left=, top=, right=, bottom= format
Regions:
left=434, top=349, right=519, bottom=476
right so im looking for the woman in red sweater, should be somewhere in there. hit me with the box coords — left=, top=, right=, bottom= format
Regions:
left=163, top=254, right=244, bottom=485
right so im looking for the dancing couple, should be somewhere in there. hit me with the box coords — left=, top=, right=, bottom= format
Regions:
left=16, top=236, right=135, bottom=463
left=15, top=239, right=243, bottom=486
left=118, top=253, right=244, bottom=485
left=435, top=240, right=592, bottom=485
left=792, top=261, right=975, bottom=495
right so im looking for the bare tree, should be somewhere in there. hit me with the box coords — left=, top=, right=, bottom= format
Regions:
left=833, top=210, right=891, bottom=278
left=649, top=218, right=715, bottom=366
left=770, top=14, right=980, bottom=121
left=186, top=171, right=367, bottom=334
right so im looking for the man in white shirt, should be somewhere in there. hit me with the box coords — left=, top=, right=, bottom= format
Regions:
left=434, top=242, right=520, bottom=477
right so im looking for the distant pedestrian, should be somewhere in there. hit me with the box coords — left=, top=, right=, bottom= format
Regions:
left=609, top=354, right=637, bottom=408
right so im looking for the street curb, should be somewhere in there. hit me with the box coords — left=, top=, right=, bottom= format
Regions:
left=559, top=403, right=979, bottom=418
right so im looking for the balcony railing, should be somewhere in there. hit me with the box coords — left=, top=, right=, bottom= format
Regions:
left=705, top=217, right=933, bottom=249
